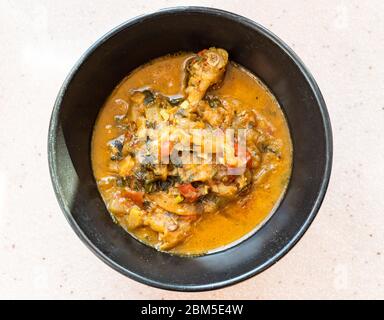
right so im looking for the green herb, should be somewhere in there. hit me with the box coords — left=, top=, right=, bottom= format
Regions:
left=144, top=182, right=155, bottom=193
left=142, top=201, right=151, bottom=210
left=145, top=120, right=157, bottom=129
left=168, top=96, right=185, bottom=106
left=142, top=90, right=155, bottom=105
left=116, top=177, right=127, bottom=187
left=206, top=96, right=221, bottom=108
left=260, top=143, right=281, bottom=158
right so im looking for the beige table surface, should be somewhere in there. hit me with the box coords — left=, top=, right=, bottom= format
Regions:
left=0, top=0, right=383, bottom=300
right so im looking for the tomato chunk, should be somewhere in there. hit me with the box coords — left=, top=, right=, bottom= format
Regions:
left=122, top=189, right=144, bottom=206
left=197, top=49, right=208, bottom=56
left=245, top=150, right=252, bottom=168
left=178, top=184, right=199, bottom=203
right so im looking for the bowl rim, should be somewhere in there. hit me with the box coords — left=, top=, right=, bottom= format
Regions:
left=48, top=6, right=333, bottom=292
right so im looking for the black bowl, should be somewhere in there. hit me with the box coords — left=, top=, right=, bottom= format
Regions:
left=48, top=7, right=332, bottom=291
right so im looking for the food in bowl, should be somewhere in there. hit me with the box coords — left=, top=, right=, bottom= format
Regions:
left=91, top=48, right=292, bottom=255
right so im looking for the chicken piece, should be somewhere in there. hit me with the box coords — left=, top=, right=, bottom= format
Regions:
left=211, top=183, right=238, bottom=198
left=185, top=48, right=229, bottom=106
left=144, top=211, right=172, bottom=233
left=199, top=101, right=224, bottom=127
left=147, top=192, right=200, bottom=216
left=197, top=100, right=234, bottom=128
left=178, top=164, right=217, bottom=183
left=159, top=218, right=195, bottom=250
left=144, top=210, right=194, bottom=250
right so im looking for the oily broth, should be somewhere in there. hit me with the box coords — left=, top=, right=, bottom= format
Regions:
left=91, top=53, right=292, bottom=255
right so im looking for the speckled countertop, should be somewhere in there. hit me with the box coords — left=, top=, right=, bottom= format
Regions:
left=0, top=0, right=383, bottom=300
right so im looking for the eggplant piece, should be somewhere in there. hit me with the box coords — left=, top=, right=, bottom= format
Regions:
left=142, top=90, right=155, bottom=105
left=167, top=94, right=185, bottom=106
left=108, top=135, right=125, bottom=160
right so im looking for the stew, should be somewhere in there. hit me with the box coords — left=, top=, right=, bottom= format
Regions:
left=91, top=48, right=292, bottom=255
